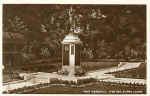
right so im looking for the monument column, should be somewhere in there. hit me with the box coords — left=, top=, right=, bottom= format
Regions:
left=61, top=33, right=82, bottom=76
left=61, top=6, right=82, bottom=76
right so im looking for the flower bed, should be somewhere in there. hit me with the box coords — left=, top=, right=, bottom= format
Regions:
left=4, top=78, right=146, bottom=94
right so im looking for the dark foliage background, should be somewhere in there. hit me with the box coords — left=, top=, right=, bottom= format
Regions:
left=3, top=4, right=146, bottom=63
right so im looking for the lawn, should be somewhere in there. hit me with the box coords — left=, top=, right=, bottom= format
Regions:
left=81, top=61, right=118, bottom=72
left=18, top=61, right=118, bottom=73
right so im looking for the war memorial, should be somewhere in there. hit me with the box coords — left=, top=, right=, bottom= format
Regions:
left=3, top=5, right=146, bottom=94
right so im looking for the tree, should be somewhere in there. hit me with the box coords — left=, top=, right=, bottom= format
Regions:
left=3, top=5, right=146, bottom=60
left=4, top=16, right=29, bottom=33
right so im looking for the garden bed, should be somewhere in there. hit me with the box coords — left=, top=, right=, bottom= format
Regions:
left=4, top=80, right=146, bottom=94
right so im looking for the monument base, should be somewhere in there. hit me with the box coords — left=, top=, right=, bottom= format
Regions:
left=58, top=65, right=85, bottom=77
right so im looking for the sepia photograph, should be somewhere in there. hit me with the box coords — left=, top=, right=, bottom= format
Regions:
left=2, top=4, right=146, bottom=94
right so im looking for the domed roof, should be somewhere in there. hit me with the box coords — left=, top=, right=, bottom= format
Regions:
left=62, top=33, right=82, bottom=44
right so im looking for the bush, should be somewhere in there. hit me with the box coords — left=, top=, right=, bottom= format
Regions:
left=75, top=66, right=85, bottom=76
left=50, top=78, right=60, bottom=84
left=77, top=78, right=97, bottom=85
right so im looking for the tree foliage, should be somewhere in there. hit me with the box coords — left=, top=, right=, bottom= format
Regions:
left=3, top=5, right=146, bottom=59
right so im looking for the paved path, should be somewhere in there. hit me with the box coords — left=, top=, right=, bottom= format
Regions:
left=87, top=62, right=146, bottom=85
left=3, top=62, right=146, bottom=92
left=87, top=62, right=141, bottom=76
left=3, top=79, right=40, bottom=92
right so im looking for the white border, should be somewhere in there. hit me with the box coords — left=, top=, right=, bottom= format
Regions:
left=0, top=0, right=149, bottom=96
left=1, top=0, right=148, bottom=4
left=0, top=3, right=2, bottom=96
left=147, top=1, right=150, bottom=95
